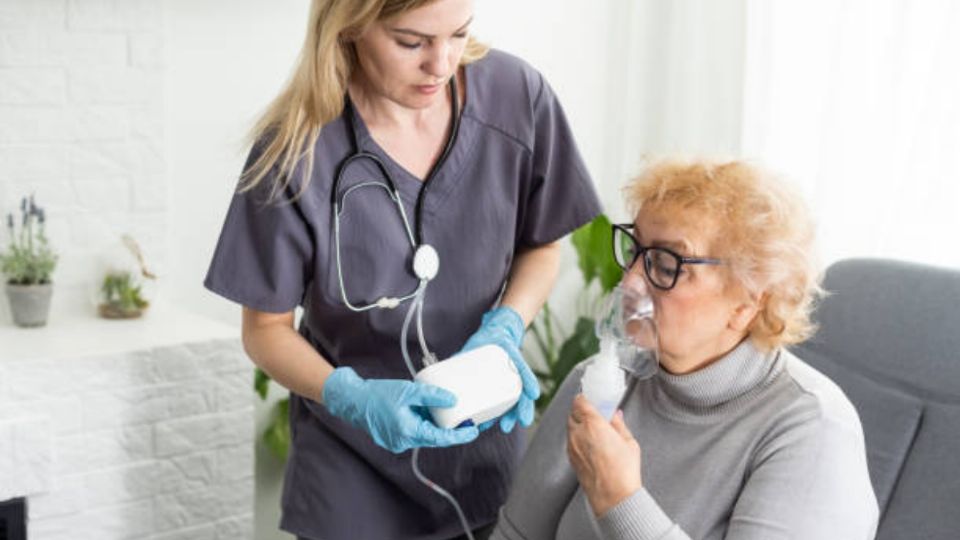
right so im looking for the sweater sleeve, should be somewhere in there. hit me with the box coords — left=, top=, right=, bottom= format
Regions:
left=489, top=364, right=588, bottom=540
left=597, top=488, right=691, bottom=540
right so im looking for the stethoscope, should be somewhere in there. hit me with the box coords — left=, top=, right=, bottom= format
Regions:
left=331, top=77, right=461, bottom=368
left=329, top=78, right=480, bottom=539
left=331, top=77, right=460, bottom=313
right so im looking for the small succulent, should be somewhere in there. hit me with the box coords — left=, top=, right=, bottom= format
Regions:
left=0, top=195, right=58, bottom=285
left=98, top=271, right=150, bottom=318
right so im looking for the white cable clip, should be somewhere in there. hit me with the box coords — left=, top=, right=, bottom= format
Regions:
left=376, top=297, right=401, bottom=309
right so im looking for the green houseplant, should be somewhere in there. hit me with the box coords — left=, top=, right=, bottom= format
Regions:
left=95, top=234, right=156, bottom=320
left=1, top=195, right=58, bottom=327
left=253, top=215, right=623, bottom=460
left=98, top=271, right=150, bottom=319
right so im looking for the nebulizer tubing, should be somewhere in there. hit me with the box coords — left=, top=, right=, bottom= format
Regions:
left=399, top=279, right=476, bottom=540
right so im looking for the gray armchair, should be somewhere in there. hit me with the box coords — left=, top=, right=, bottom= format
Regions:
left=792, top=258, right=960, bottom=539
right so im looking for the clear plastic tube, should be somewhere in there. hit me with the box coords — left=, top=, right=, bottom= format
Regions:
left=399, top=282, right=475, bottom=540
left=399, top=281, right=426, bottom=377
left=415, top=287, right=437, bottom=366
left=412, top=447, right=475, bottom=540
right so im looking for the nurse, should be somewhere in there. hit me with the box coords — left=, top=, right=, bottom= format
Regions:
left=204, top=1, right=601, bottom=539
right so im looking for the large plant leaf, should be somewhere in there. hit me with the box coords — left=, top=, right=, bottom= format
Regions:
left=553, top=316, right=600, bottom=381
left=535, top=316, right=600, bottom=412
left=571, top=215, right=622, bottom=293
left=263, top=397, right=290, bottom=461
left=254, top=368, right=270, bottom=400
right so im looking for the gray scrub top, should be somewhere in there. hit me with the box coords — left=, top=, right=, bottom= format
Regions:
left=205, top=49, right=602, bottom=540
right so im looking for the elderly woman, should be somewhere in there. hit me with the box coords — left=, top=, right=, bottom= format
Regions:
left=490, top=160, right=878, bottom=540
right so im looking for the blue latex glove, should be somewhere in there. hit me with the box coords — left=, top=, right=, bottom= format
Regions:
left=460, top=306, right=541, bottom=433
left=322, top=367, right=479, bottom=453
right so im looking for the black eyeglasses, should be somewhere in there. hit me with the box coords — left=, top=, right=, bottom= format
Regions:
left=612, top=223, right=723, bottom=290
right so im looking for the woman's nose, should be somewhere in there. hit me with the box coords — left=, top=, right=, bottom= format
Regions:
left=620, top=266, right=651, bottom=296
left=621, top=262, right=648, bottom=292
left=422, top=41, right=452, bottom=78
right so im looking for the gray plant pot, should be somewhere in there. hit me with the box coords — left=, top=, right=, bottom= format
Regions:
left=5, top=282, right=53, bottom=328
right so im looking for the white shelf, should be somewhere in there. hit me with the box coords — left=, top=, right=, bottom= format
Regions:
left=0, top=302, right=240, bottom=362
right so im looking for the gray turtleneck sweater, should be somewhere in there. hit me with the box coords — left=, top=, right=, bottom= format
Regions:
left=490, top=340, right=878, bottom=540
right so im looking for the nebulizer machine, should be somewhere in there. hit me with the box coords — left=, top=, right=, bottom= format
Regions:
left=581, top=284, right=659, bottom=418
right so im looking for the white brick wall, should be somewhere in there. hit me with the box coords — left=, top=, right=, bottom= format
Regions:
left=0, top=0, right=167, bottom=304
left=0, top=336, right=254, bottom=540
left=0, top=415, right=54, bottom=497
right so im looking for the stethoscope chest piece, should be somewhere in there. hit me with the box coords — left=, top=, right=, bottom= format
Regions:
left=413, top=244, right=439, bottom=281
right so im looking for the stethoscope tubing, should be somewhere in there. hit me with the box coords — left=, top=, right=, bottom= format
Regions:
left=331, top=77, right=460, bottom=312
left=332, top=77, right=460, bottom=245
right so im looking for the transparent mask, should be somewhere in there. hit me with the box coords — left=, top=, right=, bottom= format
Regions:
left=594, top=283, right=659, bottom=380
left=581, top=283, right=659, bottom=418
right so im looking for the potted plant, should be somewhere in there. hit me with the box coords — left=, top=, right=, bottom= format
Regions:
left=95, top=234, right=156, bottom=319
left=98, top=272, right=150, bottom=319
left=0, top=195, right=58, bottom=327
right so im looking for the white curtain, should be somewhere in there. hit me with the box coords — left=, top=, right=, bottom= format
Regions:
left=741, top=0, right=960, bottom=269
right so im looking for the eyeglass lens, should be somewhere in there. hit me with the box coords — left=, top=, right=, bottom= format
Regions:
left=613, top=226, right=681, bottom=289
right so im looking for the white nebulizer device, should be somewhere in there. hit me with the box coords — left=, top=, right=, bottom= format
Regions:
left=581, top=337, right=628, bottom=419
left=414, top=344, right=522, bottom=429
left=581, top=284, right=659, bottom=419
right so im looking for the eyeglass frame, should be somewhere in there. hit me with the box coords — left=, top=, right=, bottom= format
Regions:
left=611, top=223, right=723, bottom=290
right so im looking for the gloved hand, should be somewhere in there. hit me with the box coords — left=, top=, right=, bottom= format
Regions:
left=322, top=367, right=479, bottom=453
left=460, top=306, right=540, bottom=433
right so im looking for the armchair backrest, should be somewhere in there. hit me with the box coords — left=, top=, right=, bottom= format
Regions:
left=793, top=258, right=960, bottom=539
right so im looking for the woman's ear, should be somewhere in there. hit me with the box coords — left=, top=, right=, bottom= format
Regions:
left=728, top=291, right=764, bottom=332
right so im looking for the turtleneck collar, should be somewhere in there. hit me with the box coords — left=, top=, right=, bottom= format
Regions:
left=645, top=339, right=783, bottom=420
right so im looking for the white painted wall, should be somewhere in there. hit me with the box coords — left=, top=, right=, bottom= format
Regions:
left=164, top=0, right=308, bottom=324
left=0, top=0, right=167, bottom=323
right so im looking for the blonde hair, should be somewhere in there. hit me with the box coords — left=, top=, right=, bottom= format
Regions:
left=624, top=159, right=823, bottom=351
left=241, top=0, right=488, bottom=200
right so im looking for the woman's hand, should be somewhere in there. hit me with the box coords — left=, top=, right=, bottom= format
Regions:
left=460, top=306, right=540, bottom=432
left=567, top=394, right=642, bottom=517
left=322, top=367, right=479, bottom=453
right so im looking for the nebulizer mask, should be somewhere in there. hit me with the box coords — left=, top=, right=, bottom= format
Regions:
left=580, top=283, right=659, bottom=418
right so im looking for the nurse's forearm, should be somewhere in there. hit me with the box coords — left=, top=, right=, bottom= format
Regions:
left=500, top=241, right=562, bottom=326
left=241, top=307, right=334, bottom=402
